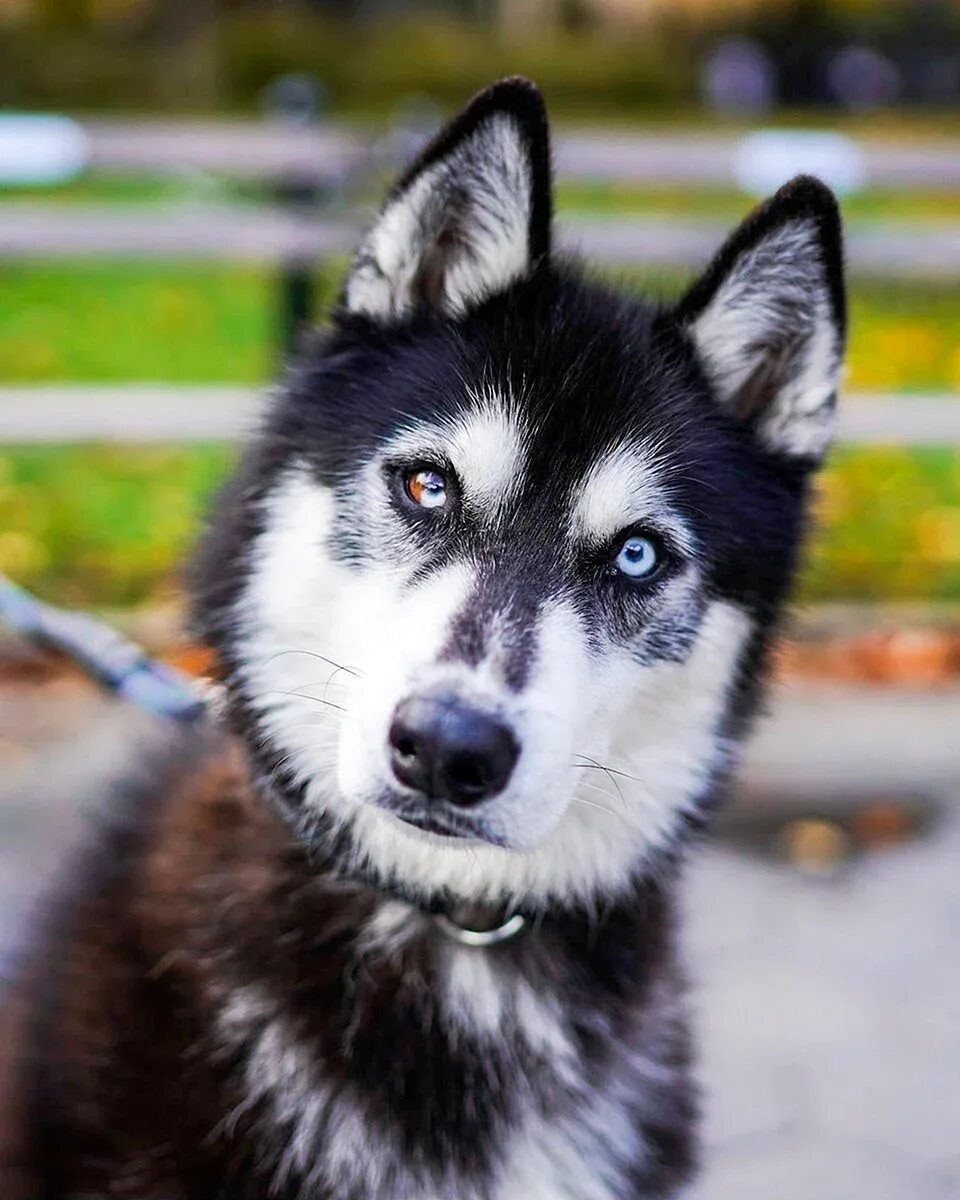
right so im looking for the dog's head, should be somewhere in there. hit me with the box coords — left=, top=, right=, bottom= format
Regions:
left=194, top=79, right=845, bottom=908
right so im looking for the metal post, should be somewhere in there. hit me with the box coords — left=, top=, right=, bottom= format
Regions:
left=263, top=73, right=326, bottom=363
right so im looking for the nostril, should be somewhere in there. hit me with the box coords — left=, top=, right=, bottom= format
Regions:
left=389, top=711, right=432, bottom=794
left=393, top=734, right=418, bottom=762
left=388, top=695, right=519, bottom=806
left=445, top=752, right=490, bottom=797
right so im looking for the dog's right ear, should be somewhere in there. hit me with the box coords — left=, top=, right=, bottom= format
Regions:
left=341, top=78, right=552, bottom=324
left=676, top=176, right=845, bottom=464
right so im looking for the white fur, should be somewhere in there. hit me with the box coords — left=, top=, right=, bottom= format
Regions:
left=341, top=597, right=748, bottom=906
left=495, top=1089, right=641, bottom=1200
left=345, top=114, right=533, bottom=321
left=570, top=443, right=696, bottom=553
left=687, top=217, right=841, bottom=460
left=444, top=947, right=506, bottom=1035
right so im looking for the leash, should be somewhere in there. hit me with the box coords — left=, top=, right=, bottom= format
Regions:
left=0, top=574, right=208, bottom=724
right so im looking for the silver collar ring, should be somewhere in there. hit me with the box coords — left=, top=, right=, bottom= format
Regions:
left=433, top=912, right=527, bottom=947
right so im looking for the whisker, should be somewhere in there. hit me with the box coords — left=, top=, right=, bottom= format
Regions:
left=267, top=734, right=342, bottom=779
left=572, top=755, right=626, bottom=809
left=574, top=797, right=621, bottom=820
left=263, top=690, right=347, bottom=713
left=283, top=676, right=353, bottom=694
left=323, top=667, right=351, bottom=702
left=262, top=649, right=364, bottom=678
left=577, top=779, right=621, bottom=804
left=574, top=756, right=643, bottom=785
left=275, top=674, right=354, bottom=703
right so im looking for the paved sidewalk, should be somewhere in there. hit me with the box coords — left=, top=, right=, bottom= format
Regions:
left=1, top=676, right=959, bottom=1197
left=687, top=817, right=960, bottom=1200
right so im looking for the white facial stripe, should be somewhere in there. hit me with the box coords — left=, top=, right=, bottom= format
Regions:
left=450, top=388, right=525, bottom=517
left=381, top=387, right=525, bottom=520
left=570, top=445, right=694, bottom=553
left=335, top=556, right=478, bottom=802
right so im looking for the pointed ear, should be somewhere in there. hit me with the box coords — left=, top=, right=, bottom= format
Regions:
left=676, top=176, right=846, bottom=463
left=341, top=77, right=552, bottom=323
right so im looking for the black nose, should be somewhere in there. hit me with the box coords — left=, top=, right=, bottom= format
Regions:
left=388, top=696, right=519, bottom=806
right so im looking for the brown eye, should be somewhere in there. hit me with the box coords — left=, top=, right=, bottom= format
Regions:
left=405, top=467, right=448, bottom=509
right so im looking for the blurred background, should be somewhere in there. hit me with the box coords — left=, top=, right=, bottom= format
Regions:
left=0, top=2, right=958, bottom=1198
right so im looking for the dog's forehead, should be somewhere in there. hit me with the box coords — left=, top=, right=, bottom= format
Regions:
left=385, top=380, right=690, bottom=547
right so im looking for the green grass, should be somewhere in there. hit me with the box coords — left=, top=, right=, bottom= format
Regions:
left=0, top=262, right=278, bottom=383
left=0, top=172, right=282, bottom=208
left=0, top=174, right=202, bottom=206
left=556, top=182, right=960, bottom=224
left=1, top=260, right=959, bottom=393
left=805, top=448, right=960, bottom=603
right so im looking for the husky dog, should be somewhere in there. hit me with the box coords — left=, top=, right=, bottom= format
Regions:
left=2, top=79, right=844, bottom=1199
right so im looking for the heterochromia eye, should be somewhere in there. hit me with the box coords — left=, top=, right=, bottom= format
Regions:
left=615, top=535, right=660, bottom=579
left=405, top=467, right=448, bottom=509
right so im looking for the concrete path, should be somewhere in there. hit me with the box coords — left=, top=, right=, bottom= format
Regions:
left=687, top=811, right=960, bottom=1200
left=3, top=203, right=960, bottom=277
left=3, top=385, right=960, bottom=446
left=1, top=674, right=959, bottom=1197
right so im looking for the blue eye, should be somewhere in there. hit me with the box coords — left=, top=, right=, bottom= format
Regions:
left=615, top=535, right=659, bottom=579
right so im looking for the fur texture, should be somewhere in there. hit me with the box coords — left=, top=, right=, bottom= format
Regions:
left=2, top=78, right=845, bottom=1199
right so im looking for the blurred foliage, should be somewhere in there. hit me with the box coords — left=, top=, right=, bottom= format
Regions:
left=6, top=173, right=960, bottom=226
left=0, top=9, right=693, bottom=116
left=557, top=182, right=960, bottom=224
left=804, top=448, right=960, bottom=601
left=1, top=1, right=959, bottom=117
left=0, top=262, right=324, bottom=383
left=846, top=284, right=960, bottom=394
left=0, top=443, right=236, bottom=607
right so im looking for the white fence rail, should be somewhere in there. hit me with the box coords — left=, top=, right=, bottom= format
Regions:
left=79, top=119, right=960, bottom=191
left=2, top=207, right=959, bottom=278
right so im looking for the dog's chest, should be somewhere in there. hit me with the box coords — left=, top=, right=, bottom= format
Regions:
left=215, top=935, right=652, bottom=1200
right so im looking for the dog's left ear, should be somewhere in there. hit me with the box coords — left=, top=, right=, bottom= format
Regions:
left=342, top=77, right=551, bottom=323
left=676, top=176, right=845, bottom=463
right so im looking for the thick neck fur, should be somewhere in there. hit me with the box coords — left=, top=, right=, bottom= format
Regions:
left=22, top=726, right=696, bottom=1200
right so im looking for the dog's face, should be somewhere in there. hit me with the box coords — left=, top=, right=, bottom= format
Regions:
left=196, top=80, right=845, bottom=907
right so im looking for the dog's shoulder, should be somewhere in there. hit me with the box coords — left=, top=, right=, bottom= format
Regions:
left=1, top=723, right=288, bottom=1196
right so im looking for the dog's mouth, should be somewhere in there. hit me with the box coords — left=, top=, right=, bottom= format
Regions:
left=378, top=793, right=508, bottom=848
